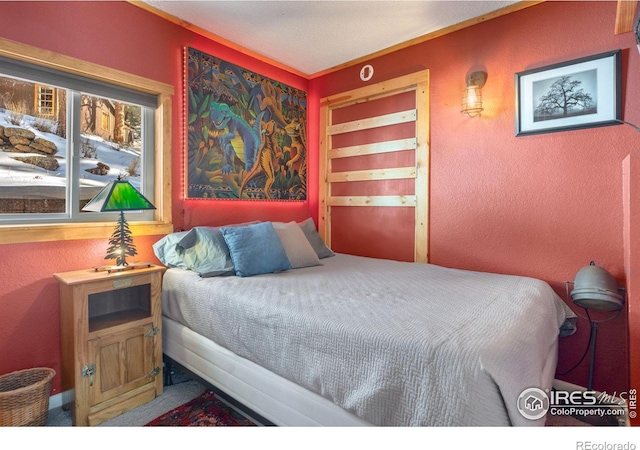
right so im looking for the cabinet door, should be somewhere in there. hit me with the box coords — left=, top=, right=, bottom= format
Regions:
left=87, top=322, right=159, bottom=407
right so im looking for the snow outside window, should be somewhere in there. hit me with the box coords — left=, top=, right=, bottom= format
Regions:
left=0, top=69, right=155, bottom=225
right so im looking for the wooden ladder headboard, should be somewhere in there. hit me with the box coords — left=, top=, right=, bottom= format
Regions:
left=319, top=70, right=430, bottom=263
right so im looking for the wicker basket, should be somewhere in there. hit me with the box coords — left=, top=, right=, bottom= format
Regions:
left=0, top=367, right=55, bottom=426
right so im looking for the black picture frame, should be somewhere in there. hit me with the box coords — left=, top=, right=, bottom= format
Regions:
left=515, top=50, right=621, bottom=136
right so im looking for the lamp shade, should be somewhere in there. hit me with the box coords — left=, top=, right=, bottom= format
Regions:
left=570, top=262, right=623, bottom=312
left=82, top=179, right=155, bottom=212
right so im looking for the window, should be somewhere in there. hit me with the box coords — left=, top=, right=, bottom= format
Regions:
left=0, top=71, right=155, bottom=224
left=35, top=85, right=55, bottom=116
left=0, top=38, right=173, bottom=244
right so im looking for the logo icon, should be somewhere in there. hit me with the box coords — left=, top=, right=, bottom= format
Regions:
left=517, top=387, right=550, bottom=420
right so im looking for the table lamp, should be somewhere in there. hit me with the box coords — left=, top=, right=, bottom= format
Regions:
left=82, top=176, right=155, bottom=268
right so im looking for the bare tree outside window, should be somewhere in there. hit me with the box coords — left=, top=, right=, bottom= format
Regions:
left=0, top=75, right=146, bottom=216
left=532, top=69, right=597, bottom=122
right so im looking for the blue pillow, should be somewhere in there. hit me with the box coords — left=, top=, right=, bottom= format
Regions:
left=220, top=222, right=292, bottom=277
left=176, top=227, right=234, bottom=277
left=152, top=230, right=190, bottom=268
left=152, top=221, right=259, bottom=274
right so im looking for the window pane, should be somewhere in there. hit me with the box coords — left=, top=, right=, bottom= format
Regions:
left=79, top=95, right=144, bottom=210
left=0, top=56, right=155, bottom=225
left=0, top=75, right=67, bottom=214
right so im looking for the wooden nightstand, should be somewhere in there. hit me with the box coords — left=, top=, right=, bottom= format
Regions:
left=55, top=265, right=166, bottom=426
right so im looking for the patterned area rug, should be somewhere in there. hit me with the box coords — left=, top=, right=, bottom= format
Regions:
left=145, top=390, right=257, bottom=426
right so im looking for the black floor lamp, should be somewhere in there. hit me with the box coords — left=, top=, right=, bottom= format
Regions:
left=566, top=261, right=625, bottom=391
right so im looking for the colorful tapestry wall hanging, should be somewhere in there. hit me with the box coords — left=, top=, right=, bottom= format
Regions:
left=185, top=47, right=307, bottom=201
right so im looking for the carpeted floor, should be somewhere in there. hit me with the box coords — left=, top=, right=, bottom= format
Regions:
left=46, top=380, right=209, bottom=426
left=45, top=367, right=614, bottom=427
left=47, top=380, right=600, bottom=427
left=145, top=389, right=256, bottom=426
left=46, top=363, right=264, bottom=427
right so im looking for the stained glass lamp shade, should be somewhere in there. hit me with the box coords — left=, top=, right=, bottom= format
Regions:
left=82, top=178, right=155, bottom=267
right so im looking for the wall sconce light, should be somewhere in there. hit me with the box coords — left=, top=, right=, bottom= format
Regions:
left=461, top=71, right=487, bottom=117
left=565, top=261, right=625, bottom=391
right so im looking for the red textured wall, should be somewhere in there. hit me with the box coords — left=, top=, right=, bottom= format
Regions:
left=310, top=1, right=639, bottom=395
left=0, top=1, right=310, bottom=395
left=1, top=0, right=638, bottom=402
left=329, top=91, right=417, bottom=261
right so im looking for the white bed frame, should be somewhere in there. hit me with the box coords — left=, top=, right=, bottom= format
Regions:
left=163, top=316, right=371, bottom=426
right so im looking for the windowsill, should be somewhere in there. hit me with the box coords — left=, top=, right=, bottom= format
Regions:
left=0, top=221, right=174, bottom=245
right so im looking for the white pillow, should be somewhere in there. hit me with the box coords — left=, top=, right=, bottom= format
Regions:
left=272, top=221, right=321, bottom=269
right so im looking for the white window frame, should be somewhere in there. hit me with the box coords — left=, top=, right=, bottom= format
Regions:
left=0, top=37, right=173, bottom=245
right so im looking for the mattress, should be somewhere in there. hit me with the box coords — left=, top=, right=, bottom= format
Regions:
left=161, top=253, right=575, bottom=426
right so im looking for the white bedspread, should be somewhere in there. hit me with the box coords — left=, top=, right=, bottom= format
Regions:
left=161, top=254, right=575, bottom=426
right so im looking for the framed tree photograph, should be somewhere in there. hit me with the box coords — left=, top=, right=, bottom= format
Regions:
left=515, top=50, right=621, bottom=136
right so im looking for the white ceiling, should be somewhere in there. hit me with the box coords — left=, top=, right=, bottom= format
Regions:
left=141, top=0, right=522, bottom=76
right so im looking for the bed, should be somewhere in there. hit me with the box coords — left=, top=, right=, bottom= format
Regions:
left=156, top=220, right=576, bottom=427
